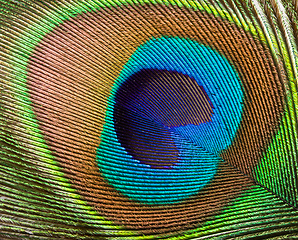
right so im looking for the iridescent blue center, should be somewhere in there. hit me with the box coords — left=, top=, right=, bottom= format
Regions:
left=97, top=36, right=243, bottom=204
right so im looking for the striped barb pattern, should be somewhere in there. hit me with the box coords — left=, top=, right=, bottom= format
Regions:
left=0, top=0, right=298, bottom=239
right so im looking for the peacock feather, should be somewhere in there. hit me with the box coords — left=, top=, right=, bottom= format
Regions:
left=0, top=0, right=297, bottom=239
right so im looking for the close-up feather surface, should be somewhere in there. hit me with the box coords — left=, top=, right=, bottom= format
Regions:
left=0, top=0, right=298, bottom=239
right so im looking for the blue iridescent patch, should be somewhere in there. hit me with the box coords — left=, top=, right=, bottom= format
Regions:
left=97, top=36, right=243, bottom=204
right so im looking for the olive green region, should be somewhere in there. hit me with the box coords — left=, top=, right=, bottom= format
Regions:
left=0, top=121, right=114, bottom=239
